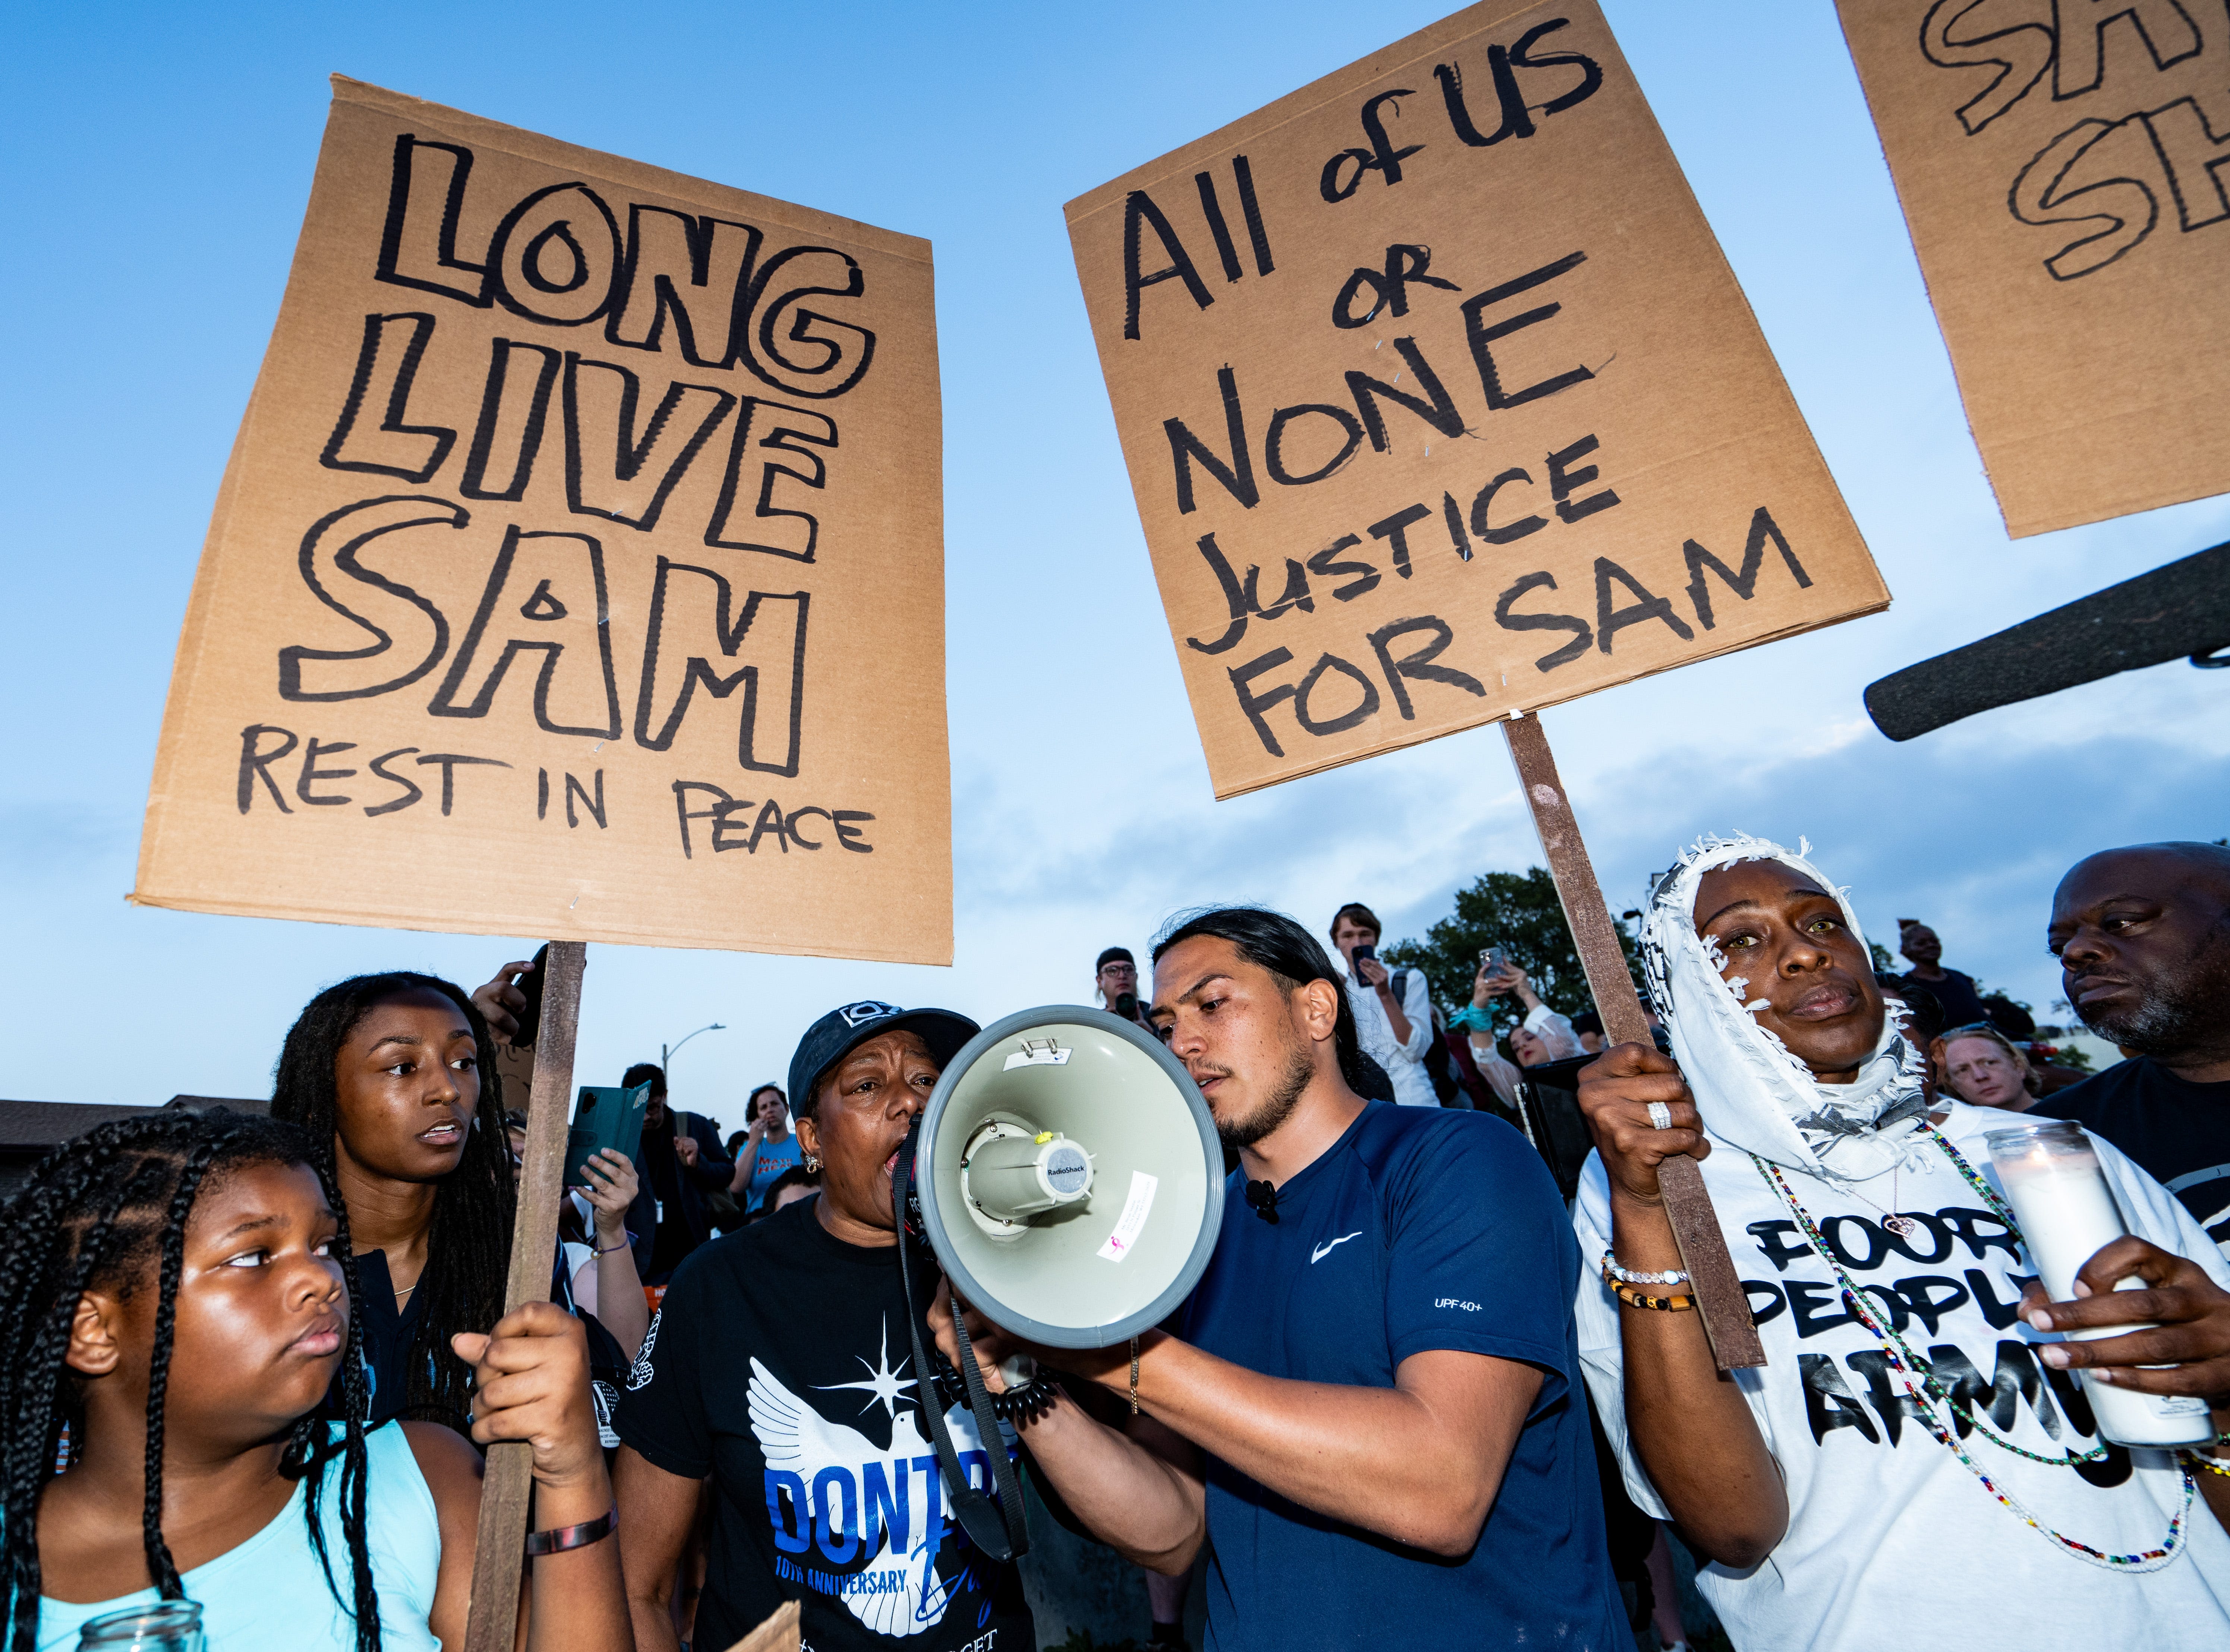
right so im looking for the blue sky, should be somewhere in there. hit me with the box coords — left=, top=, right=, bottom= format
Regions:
left=5, top=1, right=2225, bottom=1116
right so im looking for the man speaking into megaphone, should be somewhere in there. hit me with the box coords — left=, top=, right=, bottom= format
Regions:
left=936, top=908, right=1627, bottom=1651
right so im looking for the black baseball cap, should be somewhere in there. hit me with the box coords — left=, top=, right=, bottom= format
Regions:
left=1095, top=946, right=1135, bottom=972
left=787, top=1000, right=980, bottom=1115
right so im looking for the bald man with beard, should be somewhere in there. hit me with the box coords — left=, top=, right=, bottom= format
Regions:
left=2037, top=841, right=2230, bottom=1252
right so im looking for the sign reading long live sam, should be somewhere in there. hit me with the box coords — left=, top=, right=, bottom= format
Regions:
left=1068, top=1, right=1889, bottom=799
left=133, top=78, right=952, bottom=963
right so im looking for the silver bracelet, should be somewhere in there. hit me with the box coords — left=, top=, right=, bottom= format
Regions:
left=1602, top=1251, right=1689, bottom=1286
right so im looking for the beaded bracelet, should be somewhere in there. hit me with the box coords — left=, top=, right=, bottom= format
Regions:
left=1600, top=1258, right=1696, bottom=1312
left=1600, top=1251, right=1689, bottom=1287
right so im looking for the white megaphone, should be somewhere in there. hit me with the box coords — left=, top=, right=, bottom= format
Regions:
left=912, top=1005, right=1226, bottom=1348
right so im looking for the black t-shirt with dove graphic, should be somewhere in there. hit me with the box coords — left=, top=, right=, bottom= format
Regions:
left=615, top=1194, right=1033, bottom=1652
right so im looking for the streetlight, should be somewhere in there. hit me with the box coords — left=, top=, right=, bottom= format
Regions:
left=662, top=1023, right=726, bottom=1071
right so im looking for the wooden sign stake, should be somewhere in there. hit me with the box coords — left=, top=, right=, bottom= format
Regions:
left=463, top=940, right=589, bottom=1652
left=1500, top=715, right=1767, bottom=1371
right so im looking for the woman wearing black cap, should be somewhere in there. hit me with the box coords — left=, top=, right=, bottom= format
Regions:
left=611, top=999, right=1036, bottom=1652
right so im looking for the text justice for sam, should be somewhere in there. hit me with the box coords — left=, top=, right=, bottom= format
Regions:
left=1130, top=231, right=1823, bottom=759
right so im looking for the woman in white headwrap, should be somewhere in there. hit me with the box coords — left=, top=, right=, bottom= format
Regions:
left=1573, top=835, right=2230, bottom=1652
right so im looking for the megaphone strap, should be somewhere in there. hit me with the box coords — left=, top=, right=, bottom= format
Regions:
left=890, top=1122, right=1032, bottom=1564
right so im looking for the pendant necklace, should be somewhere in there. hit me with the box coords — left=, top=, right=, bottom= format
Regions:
left=1751, top=1131, right=2190, bottom=1573
left=1836, top=1153, right=1917, bottom=1238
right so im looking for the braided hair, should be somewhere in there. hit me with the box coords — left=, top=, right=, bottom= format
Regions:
left=0, top=1110, right=381, bottom=1652
left=271, top=973, right=514, bottom=1434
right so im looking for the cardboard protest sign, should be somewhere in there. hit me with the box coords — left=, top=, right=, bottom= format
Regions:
left=1839, top=4, right=2230, bottom=538
left=132, top=78, right=951, bottom=963
left=1066, top=1, right=1887, bottom=799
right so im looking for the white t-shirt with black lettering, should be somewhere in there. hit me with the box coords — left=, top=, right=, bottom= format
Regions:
left=1574, top=1122, right=2230, bottom=1652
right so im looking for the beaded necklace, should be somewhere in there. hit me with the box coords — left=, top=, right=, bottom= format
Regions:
left=1751, top=1127, right=2192, bottom=1572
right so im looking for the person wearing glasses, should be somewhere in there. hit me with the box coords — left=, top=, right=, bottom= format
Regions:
left=1097, top=945, right=1154, bottom=1027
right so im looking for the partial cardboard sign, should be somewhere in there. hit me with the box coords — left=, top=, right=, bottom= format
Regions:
left=1067, top=1, right=1886, bottom=799
left=132, top=79, right=951, bottom=962
left=1839, top=3, right=2230, bottom=538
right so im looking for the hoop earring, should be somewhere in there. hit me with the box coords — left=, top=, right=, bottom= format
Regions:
left=803, top=1153, right=821, bottom=1172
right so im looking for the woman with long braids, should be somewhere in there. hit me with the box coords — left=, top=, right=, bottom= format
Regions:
left=272, top=973, right=514, bottom=1431
left=1, top=1109, right=626, bottom=1650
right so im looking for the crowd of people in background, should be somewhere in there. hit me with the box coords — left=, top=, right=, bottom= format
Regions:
left=4, top=836, right=2226, bottom=1652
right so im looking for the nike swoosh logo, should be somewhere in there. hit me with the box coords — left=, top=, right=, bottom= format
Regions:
left=1311, top=1232, right=1363, bottom=1264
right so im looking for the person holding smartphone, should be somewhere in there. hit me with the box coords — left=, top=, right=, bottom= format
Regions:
left=1330, top=902, right=1437, bottom=1108
left=1450, top=955, right=1586, bottom=1111
left=616, top=1061, right=735, bottom=1285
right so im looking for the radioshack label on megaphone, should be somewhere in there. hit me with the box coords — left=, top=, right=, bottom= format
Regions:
left=1003, top=1037, right=1072, bottom=1070
left=1097, top=1170, right=1160, bottom=1264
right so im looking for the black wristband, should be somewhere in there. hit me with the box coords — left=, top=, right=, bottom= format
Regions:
left=523, top=1507, right=616, bottom=1556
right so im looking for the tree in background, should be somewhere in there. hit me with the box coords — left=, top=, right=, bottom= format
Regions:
left=1383, top=867, right=1639, bottom=1020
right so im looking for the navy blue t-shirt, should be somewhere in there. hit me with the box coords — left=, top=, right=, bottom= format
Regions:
left=1179, top=1101, right=1626, bottom=1652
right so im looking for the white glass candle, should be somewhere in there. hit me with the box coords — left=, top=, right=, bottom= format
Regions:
left=1984, top=1119, right=2211, bottom=1448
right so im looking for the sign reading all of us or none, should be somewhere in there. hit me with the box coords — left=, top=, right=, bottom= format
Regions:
left=133, top=78, right=952, bottom=963
left=1839, top=2, right=2230, bottom=538
left=1068, top=0, right=1889, bottom=799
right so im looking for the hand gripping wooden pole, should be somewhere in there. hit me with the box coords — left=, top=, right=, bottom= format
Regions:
left=1500, top=716, right=1767, bottom=1371
left=463, top=940, right=587, bottom=1652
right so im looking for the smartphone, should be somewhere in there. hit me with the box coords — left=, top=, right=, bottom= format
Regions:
left=1352, top=942, right=1377, bottom=970
left=564, top=1080, right=651, bottom=1190
left=1480, top=945, right=1510, bottom=975
left=513, top=943, right=551, bottom=1046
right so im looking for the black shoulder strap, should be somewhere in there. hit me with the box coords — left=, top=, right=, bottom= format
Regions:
left=889, top=1122, right=1030, bottom=1562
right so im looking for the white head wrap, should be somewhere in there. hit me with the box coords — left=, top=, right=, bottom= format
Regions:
left=1640, top=833, right=1929, bottom=1184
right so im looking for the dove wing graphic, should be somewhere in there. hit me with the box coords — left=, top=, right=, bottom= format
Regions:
left=747, top=1357, right=951, bottom=1639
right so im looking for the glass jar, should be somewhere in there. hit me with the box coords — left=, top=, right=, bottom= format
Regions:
left=76, top=1601, right=205, bottom=1652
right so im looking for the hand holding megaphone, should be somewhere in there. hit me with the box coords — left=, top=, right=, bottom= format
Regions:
left=931, top=1277, right=1129, bottom=1401
left=931, top=1278, right=1021, bottom=1391
left=910, top=1007, right=1227, bottom=1350
left=891, top=1007, right=1224, bottom=1566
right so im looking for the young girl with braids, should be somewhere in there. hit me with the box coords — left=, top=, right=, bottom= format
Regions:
left=271, top=973, right=515, bottom=1432
left=1, top=1109, right=627, bottom=1650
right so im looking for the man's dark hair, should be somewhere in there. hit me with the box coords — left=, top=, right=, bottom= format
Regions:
left=621, top=1061, right=667, bottom=1098
left=1095, top=946, right=1135, bottom=972
left=1328, top=902, right=1381, bottom=946
left=1153, top=907, right=1371, bottom=1095
left=1570, top=1010, right=1603, bottom=1038
left=270, top=972, right=512, bottom=1435
left=1878, top=974, right=1945, bottom=1045
left=1982, top=994, right=2036, bottom=1042
left=746, top=1083, right=785, bottom=1122
left=0, top=1110, right=382, bottom=1652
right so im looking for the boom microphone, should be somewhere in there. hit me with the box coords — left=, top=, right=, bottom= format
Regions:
left=1863, top=541, right=2230, bottom=742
